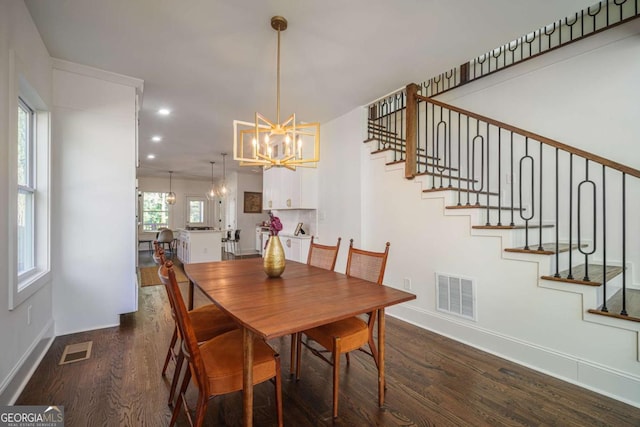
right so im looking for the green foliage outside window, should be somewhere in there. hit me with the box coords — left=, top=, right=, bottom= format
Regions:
left=142, top=192, right=169, bottom=232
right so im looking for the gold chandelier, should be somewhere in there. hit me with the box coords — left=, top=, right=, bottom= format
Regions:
left=233, top=16, right=320, bottom=170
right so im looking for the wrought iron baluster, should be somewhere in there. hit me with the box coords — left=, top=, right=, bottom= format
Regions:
left=614, top=0, right=626, bottom=22
left=510, top=132, right=515, bottom=226
left=485, top=122, right=491, bottom=225
left=565, top=13, right=579, bottom=40
left=497, top=128, right=502, bottom=226
left=472, top=120, right=484, bottom=205
left=436, top=108, right=447, bottom=188
left=588, top=4, right=602, bottom=33
left=568, top=154, right=574, bottom=279
left=538, top=141, right=543, bottom=251
left=400, top=92, right=405, bottom=161
left=457, top=111, right=462, bottom=206
left=519, top=138, right=535, bottom=249
left=601, top=165, right=608, bottom=312
left=621, top=172, right=628, bottom=315
left=577, top=159, right=596, bottom=282
left=554, top=148, right=560, bottom=277
left=431, top=103, right=436, bottom=188
left=466, top=115, right=471, bottom=205
left=448, top=109, right=452, bottom=187
left=544, top=22, right=557, bottom=50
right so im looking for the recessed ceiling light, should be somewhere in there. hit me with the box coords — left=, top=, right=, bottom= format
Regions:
left=151, top=135, right=162, bottom=142
left=147, top=154, right=156, bottom=159
left=157, top=108, right=171, bottom=116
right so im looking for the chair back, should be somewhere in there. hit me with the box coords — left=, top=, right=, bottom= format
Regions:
left=307, top=236, right=341, bottom=271
left=345, top=239, right=390, bottom=285
left=159, top=261, right=210, bottom=397
left=158, top=228, right=174, bottom=243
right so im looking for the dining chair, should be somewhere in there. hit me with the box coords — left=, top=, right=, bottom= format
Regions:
left=296, top=239, right=390, bottom=418
left=160, top=261, right=283, bottom=427
left=157, top=228, right=175, bottom=258
left=157, top=260, right=238, bottom=406
left=290, top=236, right=342, bottom=374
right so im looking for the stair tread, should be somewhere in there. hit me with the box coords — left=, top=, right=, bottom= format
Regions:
left=423, top=187, right=500, bottom=196
left=588, top=288, right=640, bottom=321
left=505, top=242, right=586, bottom=255
left=416, top=171, right=477, bottom=183
left=447, top=204, right=524, bottom=211
left=473, top=224, right=554, bottom=230
left=541, top=264, right=624, bottom=286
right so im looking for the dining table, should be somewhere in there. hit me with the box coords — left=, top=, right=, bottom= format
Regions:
left=184, top=257, right=416, bottom=426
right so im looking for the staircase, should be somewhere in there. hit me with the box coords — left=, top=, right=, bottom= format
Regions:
left=366, top=84, right=640, bottom=324
left=355, top=0, right=640, bottom=408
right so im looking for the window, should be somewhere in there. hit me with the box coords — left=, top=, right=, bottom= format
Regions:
left=142, top=192, right=169, bottom=232
left=9, top=50, right=51, bottom=310
left=186, top=196, right=207, bottom=226
left=17, top=98, right=35, bottom=275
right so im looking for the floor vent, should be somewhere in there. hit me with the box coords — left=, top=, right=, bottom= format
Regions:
left=59, top=341, right=93, bottom=365
left=436, top=273, right=476, bottom=321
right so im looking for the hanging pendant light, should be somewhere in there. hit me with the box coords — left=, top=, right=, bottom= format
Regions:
left=219, top=153, right=228, bottom=196
left=166, top=171, right=176, bottom=205
left=233, top=16, right=320, bottom=170
left=206, top=161, right=216, bottom=200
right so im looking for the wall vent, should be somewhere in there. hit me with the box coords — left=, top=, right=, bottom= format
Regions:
left=436, top=273, right=476, bottom=321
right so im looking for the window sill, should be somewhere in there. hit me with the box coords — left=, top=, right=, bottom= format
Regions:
left=10, top=269, right=51, bottom=310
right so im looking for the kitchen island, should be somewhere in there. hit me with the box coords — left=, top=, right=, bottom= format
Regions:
left=176, top=229, right=223, bottom=263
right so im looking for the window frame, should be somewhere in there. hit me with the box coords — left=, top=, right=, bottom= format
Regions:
left=186, top=195, right=208, bottom=227
left=8, top=50, right=51, bottom=310
left=17, top=97, right=36, bottom=277
left=141, top=191, right=170, bottom=232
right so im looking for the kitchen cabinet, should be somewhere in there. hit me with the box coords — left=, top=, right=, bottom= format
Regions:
left=280, top=234, right=311, bottom=263
left=263, top=167, right=318, bottom=210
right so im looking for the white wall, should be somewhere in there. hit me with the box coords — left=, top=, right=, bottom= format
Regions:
left=320, top=20, right=640, bottom=406
left=0, top=1, right=55, bottom=404
left=317, top=107, right=366, bottom=272
left=52, top=60, right=141, bottom=335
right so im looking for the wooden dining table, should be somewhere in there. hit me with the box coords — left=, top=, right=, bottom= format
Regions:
left=184, top=257, right=416, bottom=426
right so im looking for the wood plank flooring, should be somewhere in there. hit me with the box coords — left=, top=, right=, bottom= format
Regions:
left=16, top=253, right=640, bottom=426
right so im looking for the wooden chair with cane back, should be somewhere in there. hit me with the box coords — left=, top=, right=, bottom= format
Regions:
left=290, top=236, right=342, bottom=374
left=295, top=239, right=390, bottom=418
left=157, top=260, right=238, bottom=406
left=160, top=261, right=283, bottom=427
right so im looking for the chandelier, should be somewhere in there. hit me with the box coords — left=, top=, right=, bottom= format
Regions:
left=233, top=16, right=320, bottom=170
left=166, top=171, right=176, bottom=205
left=206, top=161, right=216, bottom=201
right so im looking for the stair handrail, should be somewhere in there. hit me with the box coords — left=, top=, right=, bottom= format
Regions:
left=411, top=89, right=640, bottom=179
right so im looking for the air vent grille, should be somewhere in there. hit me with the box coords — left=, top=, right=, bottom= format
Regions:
left=436, top=273, right=476, bottom=321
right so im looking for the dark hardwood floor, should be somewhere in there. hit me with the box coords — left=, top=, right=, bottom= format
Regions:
left=16, top=251, right=640, bottom=426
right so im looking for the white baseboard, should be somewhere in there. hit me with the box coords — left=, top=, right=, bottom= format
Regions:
left=0, top=319, right=55, bottom=405
left=386, top=304, right=640, bottom=409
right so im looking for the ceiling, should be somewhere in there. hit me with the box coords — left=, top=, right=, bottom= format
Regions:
left=24, top=0, right=595, bottom=181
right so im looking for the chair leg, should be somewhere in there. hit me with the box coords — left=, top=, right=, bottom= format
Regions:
left=289, top=333, right=296, bottom=375
left=332, top=337, right=341, bottom=418
left=368, top=335, right=379, bottom=368
left=162, top=326, right=178, bottom=376
left=345, top=352, right=350, bottom=365
left=168, top=349, right=185, bottom=405
left=295, top=332, right=302, bottom=380
left=193, top=392, right=208, bottom=427
left=169, top=367, right=191, bottom=427
left=275, top=355, right=284, bottom=427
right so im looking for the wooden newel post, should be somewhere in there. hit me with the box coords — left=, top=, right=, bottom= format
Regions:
left=405, top=83, right=419, bottom=179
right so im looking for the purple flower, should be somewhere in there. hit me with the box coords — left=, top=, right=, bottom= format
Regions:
left=268, top=212, right=283, bottom=236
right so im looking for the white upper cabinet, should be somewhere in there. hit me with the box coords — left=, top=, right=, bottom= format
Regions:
left=263, top=167, right=318, bottom=210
